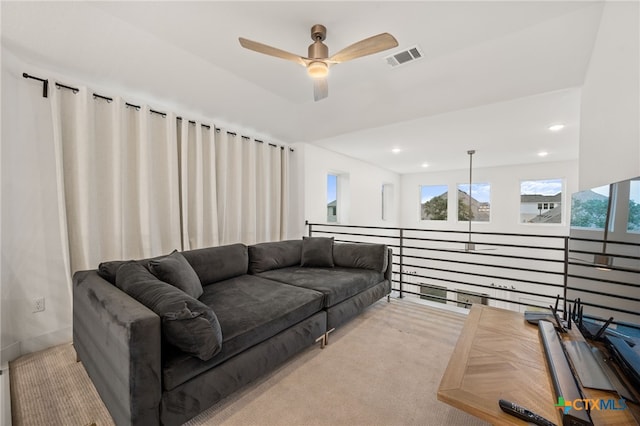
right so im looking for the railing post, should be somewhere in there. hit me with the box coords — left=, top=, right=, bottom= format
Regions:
left=307, top=220, right=312, bottom=237
left=563, top=236, right=569, bottom=305
left=399, top=228, right=404, bottom=299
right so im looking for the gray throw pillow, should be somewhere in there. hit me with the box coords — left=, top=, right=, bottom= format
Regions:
left=300, top=236, right=334, bottom=267
left=149, top=250, right=203, bottom=299
left=115, top=262, right=223, bottom=361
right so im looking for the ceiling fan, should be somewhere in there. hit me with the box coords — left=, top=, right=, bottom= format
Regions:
left=239, top=24, right=398, bottom=101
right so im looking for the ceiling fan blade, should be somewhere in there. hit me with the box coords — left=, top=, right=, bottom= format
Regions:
left=239, top=37, right=308, bottom=66
left=329, top=33, right=398, bottom=63
left=313, top=78, right=328, bottom=102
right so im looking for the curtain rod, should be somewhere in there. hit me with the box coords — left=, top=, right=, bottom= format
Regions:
left=24, top=71, right=294, bottom=152
left=23, top=73, right=48, bottom=98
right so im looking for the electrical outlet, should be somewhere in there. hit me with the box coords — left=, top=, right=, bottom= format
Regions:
left=32, top=297, right=45, bottom=313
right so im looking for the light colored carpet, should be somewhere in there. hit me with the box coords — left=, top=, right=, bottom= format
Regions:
left=10, top=299, right=488, bottom=426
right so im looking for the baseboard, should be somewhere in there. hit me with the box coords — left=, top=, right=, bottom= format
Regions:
left=0, top=363, right=12, bottom=426
left=1, top=327, right=72, bottom=363
left=20, top=327, right=72, bottom=356
left=0, top=342, right=21, bottom=365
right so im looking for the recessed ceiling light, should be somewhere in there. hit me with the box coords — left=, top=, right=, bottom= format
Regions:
left=391, top=148, right=402, bottom=154
left=421, top=163, right=429, bottom=168
left=548, top=124, right=565, bottom=132
left=538, top=151, right=549, bottom=157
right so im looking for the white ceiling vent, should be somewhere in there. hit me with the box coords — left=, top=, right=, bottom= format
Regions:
left=384, top=46, right=424, bottom=68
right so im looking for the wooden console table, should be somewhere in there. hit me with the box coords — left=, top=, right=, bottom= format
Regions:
left=437, top=304, right=638, bottom=425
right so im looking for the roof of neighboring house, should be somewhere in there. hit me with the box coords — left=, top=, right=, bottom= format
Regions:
left=521, top=193, right=562, bottom=203
left=528, top=206, right=563, bottom=223
left=327, top=200, right=337, bottom=207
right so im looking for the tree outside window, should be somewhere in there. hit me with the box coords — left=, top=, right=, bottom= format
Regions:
left=420, top=185, right=448, bottom=220
left=570, top=184, right=609, bottom=229
left=458, top=183, right=490, bottom=222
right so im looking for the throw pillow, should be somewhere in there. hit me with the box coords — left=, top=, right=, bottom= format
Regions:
left=149, top=250, right=203, bottom=299
left=300, top=236, right=334, bottom=267
left=115, top=262, right=223, bottom=361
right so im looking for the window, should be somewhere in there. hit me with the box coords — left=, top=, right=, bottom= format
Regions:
left=628, top=179, right=640, bottom=232
left=382, top=184, right=394, bottom=221
left=420, top=185, right=448, bottom=221
left=327, top=174, right=338, bottom=223
left=457, top=183, right=490, bottom=222
left=520, top=179, right=563, bottom=224
left=570, top=184, right=610, bottom=229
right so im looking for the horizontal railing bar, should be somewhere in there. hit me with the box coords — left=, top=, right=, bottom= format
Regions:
left=398, top=254, right=565, bottom=275
left=569, top=236, right=640, bottom=247
left=398, top=236, right=565, bottom=251
left=390, top=287, right=551, bottom=311
left=308, top=222, right=567, bottom=239
left=393, top=263, right=563, bottom=288
left=566, top=286, right=640, bottom=304
left=312, top=230, right=400, bottom=240
left=566, top=273, right=640, bottom=289
left=573, top=299, right=640, bottom=319
left=401, top=245, right=565, bottom=263
left=391, top=273, right=563, bottom=295
left=568, top=249, right=640, bottom=261
left=395, top=279, right=562, bottom=300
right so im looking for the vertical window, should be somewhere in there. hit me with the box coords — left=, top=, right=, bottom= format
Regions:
left=457, top=183, right=490, bottom=222
left=327, top=174, right=338, bottom=223
left=570, top=184, right=610, bottom=229
left=628, top=179, right=640, bottom=232
left=420, top=185, right=448, bottom=221
left=520, top=179, right=563, bottom=224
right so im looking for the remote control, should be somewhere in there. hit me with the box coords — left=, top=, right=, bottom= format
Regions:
left=499, top=399, right=557, bottom=426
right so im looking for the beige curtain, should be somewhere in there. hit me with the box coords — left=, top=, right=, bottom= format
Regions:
left=215, top=129, right=289, bottom=245
left=50, top=84, right=290, bottom=273
left=178, top=120, right=219, bottom=249
left=51, top=88, right=181, bottom=273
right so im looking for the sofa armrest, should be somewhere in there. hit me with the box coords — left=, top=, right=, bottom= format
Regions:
left=73, top=270, right=161, bottom=426
left=385, top=247, right=393, bottom=283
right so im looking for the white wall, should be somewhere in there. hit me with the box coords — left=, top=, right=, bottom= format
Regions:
left=579, top=1, right=640, bottom=190
left=401, top=160, right=579, bottom=235
left=1, top=50, right=73, bottom=363
left=296, top=143, right=400, bottom=229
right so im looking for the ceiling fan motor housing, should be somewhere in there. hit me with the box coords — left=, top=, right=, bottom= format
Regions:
left=309, top=24, right=329, bottom=59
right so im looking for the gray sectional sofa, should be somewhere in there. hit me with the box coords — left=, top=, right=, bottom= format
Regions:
left=73, top=237, right=391, bottom=426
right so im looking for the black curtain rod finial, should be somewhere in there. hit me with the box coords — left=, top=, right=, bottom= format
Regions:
left=23, top=72, right=48, bottom=98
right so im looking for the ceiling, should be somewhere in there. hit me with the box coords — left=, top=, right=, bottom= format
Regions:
left=2, top=1, right=606, bottom=173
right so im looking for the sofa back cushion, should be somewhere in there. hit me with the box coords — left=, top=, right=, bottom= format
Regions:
left=115, top=262, right=223, bottom=361
left=148, top=250, right=203, bottom=299
left=300, top=237, right=334, bottom=267
left=333, top=243, right=388, bottom=273
left=181, top=243, right=248, bottom=286
left=248, top=240, right=302, bottom=274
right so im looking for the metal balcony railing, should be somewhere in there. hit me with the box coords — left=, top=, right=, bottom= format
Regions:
left=306, top=222, right=640, bottom=331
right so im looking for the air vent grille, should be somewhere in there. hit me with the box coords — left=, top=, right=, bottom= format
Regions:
left=385, top=45, right=424, bottom=68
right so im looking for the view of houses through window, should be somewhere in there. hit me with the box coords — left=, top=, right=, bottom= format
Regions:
left=457, top=183, right=491, bottom=222
left=520, top=179, right=563, bottom=224
left=327, top=174, right=338, bottom=223
left=420, top=185, right=448, bottom=221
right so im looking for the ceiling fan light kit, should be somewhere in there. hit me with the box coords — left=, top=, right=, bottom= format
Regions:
left=239, top=24, right=398, bottom=101
left=307, top=61, right=328, bottom=79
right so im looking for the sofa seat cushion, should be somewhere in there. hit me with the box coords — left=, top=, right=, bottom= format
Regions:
left=162, top=275, right=323, bottom=391
left=257, top=266, right=385, bottom=308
